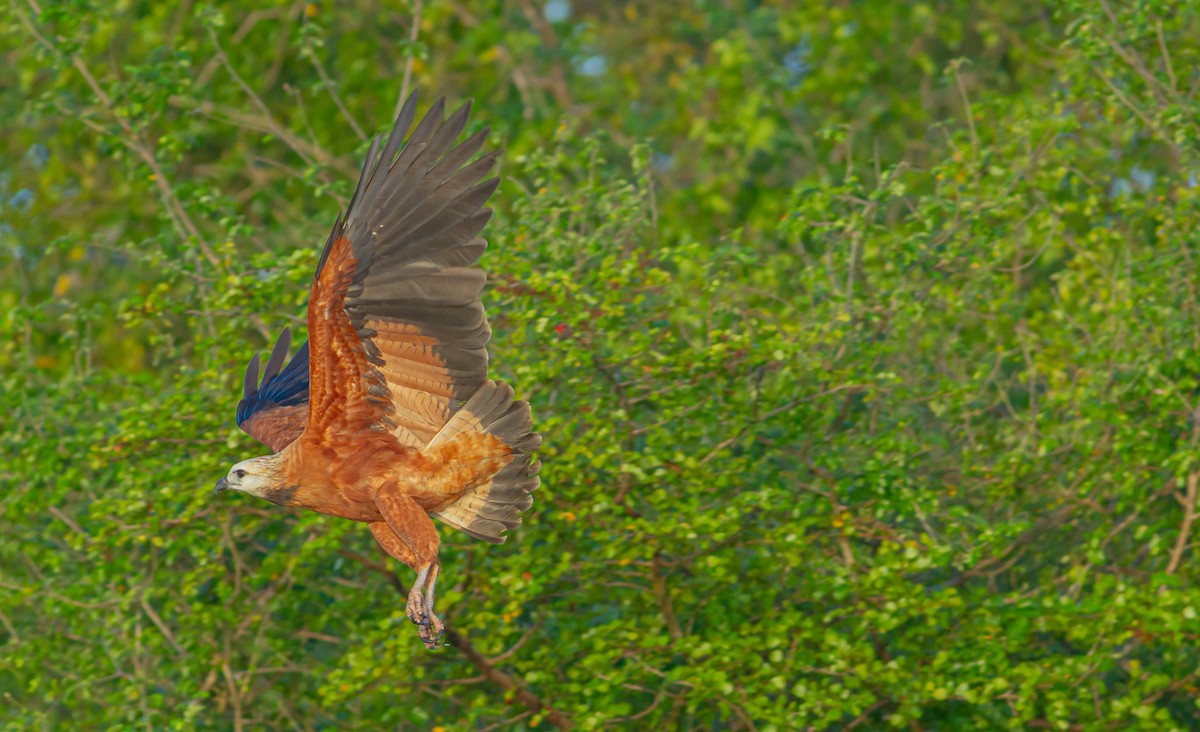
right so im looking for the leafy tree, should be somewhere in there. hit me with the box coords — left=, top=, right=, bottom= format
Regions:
left=2, top=0, right=1200, bottom=729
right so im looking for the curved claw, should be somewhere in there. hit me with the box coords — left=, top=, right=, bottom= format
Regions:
left=417, top=615, right=445, bottom=650
left=428, top=613, right=444, bottom=639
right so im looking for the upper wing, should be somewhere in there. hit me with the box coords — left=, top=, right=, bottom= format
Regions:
left=303, top=94, right=500, bottom=446
left=236, top=327, right=310, bottom=452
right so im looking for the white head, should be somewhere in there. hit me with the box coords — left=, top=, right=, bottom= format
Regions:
left=214, top=453, right=288, bottom=500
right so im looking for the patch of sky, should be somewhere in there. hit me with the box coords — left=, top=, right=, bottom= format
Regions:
left=1109, top=166, right=1157, bottom=199
left=25, top=143, right=49, bottom=170
left=544, top=0, right=570, bottom=23
left=1128, top=166, right=1155, bottom=191
left=578, top=54, right=607, bottom=78
left=783, top=37, right=811, bottom=85
left=651, top=153, right=675, bottom=173
left=8, top=189, right=34, bottom=211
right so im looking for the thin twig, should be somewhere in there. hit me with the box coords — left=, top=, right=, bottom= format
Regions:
left=396, top=0, right=424, bottom=119
left=650, top=555, right=683, bottom=642
left=221, top=634, right=245, bottom=732
left=950, top=59, right=979, bottom=161
left=47, top=506, right=89, bottom=542
left=166, top=96, right=350, bottom=177
left=697, top=385, right=868, bottom=468
left=307, top=49, right=366, bottom=141
left=140, top=596, right=187, bottom=658
left=1091, top=67, right=1183, bottom=162
left=1155, top=19, right=1178, bottom=92
left=207, top=28, right=320, bottom=168
left=0, top=610, right=21, bottom=644
left=486, top=620, right=542, bottom=664
left=1166, top=471, right=1198, bottom=576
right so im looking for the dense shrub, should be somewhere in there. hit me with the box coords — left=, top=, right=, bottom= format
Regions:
left=2, top=1, right=1199, bottom=729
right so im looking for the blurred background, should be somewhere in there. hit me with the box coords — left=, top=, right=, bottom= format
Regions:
left=3, top=1, right=1200, bottom=729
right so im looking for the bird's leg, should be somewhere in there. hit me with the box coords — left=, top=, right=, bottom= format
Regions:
left=368, top=521, right=426, bottom=624
left=406, top=562, right=444, bottom=647
left=407, top=563, right=432, bottom=626
left=371, top=486, right=445, bottom=650
left=421, top=561, right=443, bottom=641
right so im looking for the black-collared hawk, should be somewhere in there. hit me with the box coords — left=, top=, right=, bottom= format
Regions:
left=214, top=94, right=540, bottom=649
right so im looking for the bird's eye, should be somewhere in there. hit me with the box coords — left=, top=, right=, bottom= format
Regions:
left=234, top=469, right=247, bottom=479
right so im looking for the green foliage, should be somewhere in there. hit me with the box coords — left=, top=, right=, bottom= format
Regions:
left=3, top=0, right=1200, bottom=729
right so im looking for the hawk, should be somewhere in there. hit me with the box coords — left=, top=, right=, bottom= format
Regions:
left=214, top=94, right=540, bottom=649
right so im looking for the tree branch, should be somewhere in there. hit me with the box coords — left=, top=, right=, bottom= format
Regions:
left=341, top=549, right=575, bottom=729
left=1166, top=471, right=1198, bottom=576
left=650, top=554, right=683, bottom=642
left=443, top=625, right=574, bottom=730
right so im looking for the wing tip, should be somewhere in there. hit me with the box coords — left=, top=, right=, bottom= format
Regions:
left=263, top=327, right=292, bottom=383
left=242, top=353, right=261, bottom=401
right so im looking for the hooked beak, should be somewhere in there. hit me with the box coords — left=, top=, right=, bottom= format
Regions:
left=214, top=476, right=230, bottom=496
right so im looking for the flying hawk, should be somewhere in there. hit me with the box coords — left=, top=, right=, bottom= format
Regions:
left=215, top=94, right=540, bottom=649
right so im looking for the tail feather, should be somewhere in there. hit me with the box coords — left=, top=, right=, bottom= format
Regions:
left=427, top=380, right=540, bottom=543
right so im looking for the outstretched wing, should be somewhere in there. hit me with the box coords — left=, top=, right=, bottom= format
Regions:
left=236, top=327, right=310, bottom=452
left=303, top=94, right=500, bottom=446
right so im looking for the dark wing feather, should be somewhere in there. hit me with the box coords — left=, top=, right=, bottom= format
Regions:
left=305, top=93, right=500, bottom=447
left=236, top=328, right=311, bottom=452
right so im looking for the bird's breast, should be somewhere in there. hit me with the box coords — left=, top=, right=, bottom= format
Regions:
left=290, top=481, right=384, bottom=522
left=285, top=434, right=422, bottom=522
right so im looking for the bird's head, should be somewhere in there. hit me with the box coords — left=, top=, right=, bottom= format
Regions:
left=214, top=453, right=289, bottom=501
